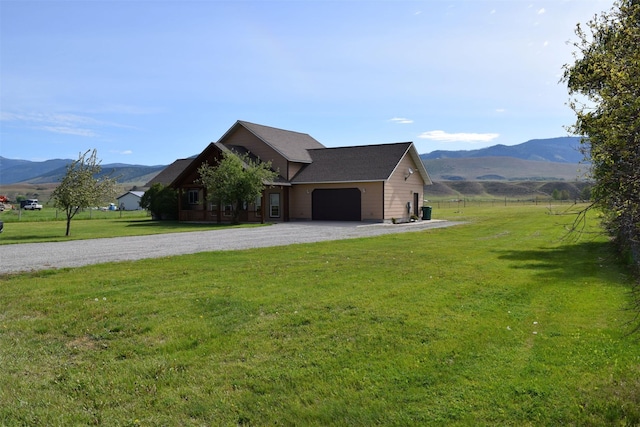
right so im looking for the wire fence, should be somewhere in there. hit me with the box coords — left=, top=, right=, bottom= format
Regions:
left=425, top=198, right=589, bottom=209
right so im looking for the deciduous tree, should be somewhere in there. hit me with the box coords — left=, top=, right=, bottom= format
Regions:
left=197, top=151, right=278, bottom=224
left=563, top=0, right=640, bottom=266
left=51, top=149, right=117, bottom=236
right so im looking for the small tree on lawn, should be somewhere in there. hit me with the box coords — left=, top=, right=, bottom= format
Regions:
left=51, top=149, right=117, bottom=236
left=197, top=151, right=278, bottom=224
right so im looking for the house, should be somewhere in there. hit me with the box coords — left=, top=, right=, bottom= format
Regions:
left=116, top=191, right=145, bottom=211
left=168, top=120, right=431, bottom=223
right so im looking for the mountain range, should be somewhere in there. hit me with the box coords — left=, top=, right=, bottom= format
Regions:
left=0, top=136, right=589, bottom=185
left=0, top=158, right=166, bottom=186
left=420, top=136, right=585, bottom=163
left=419, top=136, right=590, bottom=181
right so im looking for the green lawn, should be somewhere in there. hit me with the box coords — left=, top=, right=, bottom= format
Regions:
left=0, top=209, right=263, bottom=244
left=1, top=205, right=638, bottom=426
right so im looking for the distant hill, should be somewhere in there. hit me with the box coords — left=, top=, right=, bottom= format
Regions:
left=420, top=136, right=591, bottom=181
left=421, top=136, right=585, bottom=163
left=0, top=156, right=166, bottom=186
left=0, top=157, right=71, bottom=185
left=422, top=156, right=590, bottom=181
left=425, top=180, right=591, bottom=200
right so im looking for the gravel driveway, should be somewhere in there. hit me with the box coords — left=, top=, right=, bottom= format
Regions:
left=0, top=220, right=461, bottom=274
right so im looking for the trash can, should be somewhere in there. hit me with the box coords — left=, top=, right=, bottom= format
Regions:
left=421, top=206, right=432, bottom=220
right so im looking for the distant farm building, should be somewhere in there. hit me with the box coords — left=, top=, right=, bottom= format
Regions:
left=116, top=191, right=145, bottom=210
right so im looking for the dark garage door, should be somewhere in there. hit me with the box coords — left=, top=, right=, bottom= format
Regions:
left=312, top=188, right=361, bottom=221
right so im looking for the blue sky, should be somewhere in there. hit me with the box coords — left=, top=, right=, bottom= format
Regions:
left=1, top=0, right=613, bottom=165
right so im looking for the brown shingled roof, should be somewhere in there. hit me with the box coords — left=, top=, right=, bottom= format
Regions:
left=291, top=142, right=430, bottom=184
left=145, top=158, right=193, bottom=187
left=222, top=121, right=325, bottom=164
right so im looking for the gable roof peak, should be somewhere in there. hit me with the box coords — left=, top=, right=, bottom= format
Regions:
left=222, top=120, right=325, bottom=164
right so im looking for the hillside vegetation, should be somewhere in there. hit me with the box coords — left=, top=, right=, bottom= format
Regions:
left=423, top=156, right=589, bottom=182
left=426, top=180, right=592, bottom=200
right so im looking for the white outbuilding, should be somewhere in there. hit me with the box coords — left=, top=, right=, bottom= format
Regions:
left=116, top=191, right=145, bottom=211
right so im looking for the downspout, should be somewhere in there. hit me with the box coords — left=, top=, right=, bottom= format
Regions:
left=382, top=181, right=385, bottom=221
left=284, top=186, right=290, bottom=222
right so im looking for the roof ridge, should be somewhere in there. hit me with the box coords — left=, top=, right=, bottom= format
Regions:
left=237, top=120, right=314, bottom=138
left=307, top=141, right=412, bottom=151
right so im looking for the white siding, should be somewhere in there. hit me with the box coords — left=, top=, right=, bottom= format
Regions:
left=117, top=193, right=143, bottom=210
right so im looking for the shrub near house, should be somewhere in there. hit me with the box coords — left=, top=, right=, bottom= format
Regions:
left=140, top=184, right=178, bottom=220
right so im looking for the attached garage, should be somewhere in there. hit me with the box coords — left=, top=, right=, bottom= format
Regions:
left=312, top=188, right=361, bottom=221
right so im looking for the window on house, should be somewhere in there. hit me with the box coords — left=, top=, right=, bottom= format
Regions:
left=269, top=193, right=280, bottom=218
left=223, top=204, right=232, bottom=216
left=188, top=189, right=199, bottom=205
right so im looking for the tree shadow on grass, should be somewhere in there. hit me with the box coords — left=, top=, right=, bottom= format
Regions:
left=123, top=220, right=262, bottom=231
left=494, top=240, right=631, bottom=284
left=123, top=219, right=183, bottom=229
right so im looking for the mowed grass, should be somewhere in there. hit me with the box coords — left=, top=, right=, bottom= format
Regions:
left=0, top=209, right=262, bottom=244
left=1, top=205, right=639, bottom=425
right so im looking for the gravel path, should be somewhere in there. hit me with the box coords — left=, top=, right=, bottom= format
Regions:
left=0, top=220, right=462, bottom=274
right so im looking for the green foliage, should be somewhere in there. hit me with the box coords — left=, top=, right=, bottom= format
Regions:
left=0, top=205, right=638, bottom=425
left=50, top=150, right=117, bottom=236
left=139, top=183, right=178, bottom=220
left=552, top=189, right=571, bottom=200
left=563, top=0, right=640, bottom=267
left=197, top=151, right=278, bottom=224
left=580, top=185, right=592, bottom=201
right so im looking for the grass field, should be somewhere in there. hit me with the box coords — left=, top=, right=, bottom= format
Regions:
left=1, top=205, right=639, bottom=425
left=0, top=209, right=262, bottom=245
left=0, top=207, right=150, bottom=223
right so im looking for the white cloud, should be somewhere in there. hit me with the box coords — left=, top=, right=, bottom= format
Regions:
left=495, top=108, right=506, bottom=113
left=418, top=130, right=500, bottom=143
left=2, top=110, right=99, bottom=126
left=112, top=150, right=133, bottom=155
left=40, top=126, right=97, bottom=137
left=4, top=112, right=100, bottom=137
left=537, top=8, right=546, bottom=15
left=0, top=109, right=135, bottom=136
left=390, top=117, right=413, bottom=124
